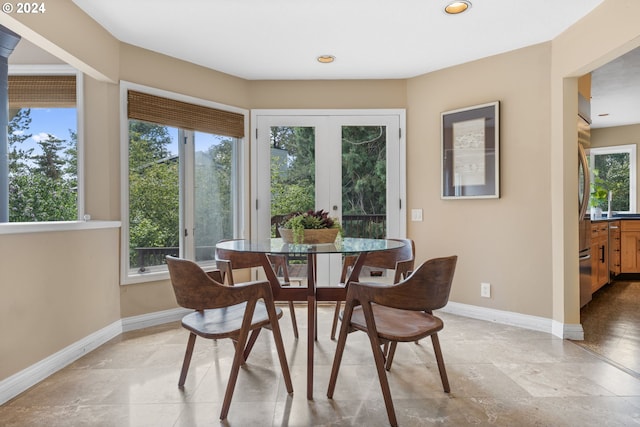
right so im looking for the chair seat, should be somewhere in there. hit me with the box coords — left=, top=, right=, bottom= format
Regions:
left=182, top=302, right=283, bottom=339
left=350, top=304, right=443, bottom=342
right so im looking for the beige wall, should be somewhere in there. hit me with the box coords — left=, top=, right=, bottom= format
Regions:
left=406, top=43, right=553, bottom=317
left=248, top=80, right=406, bottom=110
left=0, top=228, right=120, bottom=379
left=4, top=0, right=640, bottom=383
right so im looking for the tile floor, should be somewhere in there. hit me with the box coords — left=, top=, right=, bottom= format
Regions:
left=2, top=304, right=640, bottom=426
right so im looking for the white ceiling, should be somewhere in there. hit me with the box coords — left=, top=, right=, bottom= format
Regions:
left=72, top=0, right=604, bottom=80
left=12, top=0, right=640, bottom=129
left=590, top=46, right=640, bottom=129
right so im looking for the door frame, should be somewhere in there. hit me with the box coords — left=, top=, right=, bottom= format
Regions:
left=250, top=109, right=407, bottom=243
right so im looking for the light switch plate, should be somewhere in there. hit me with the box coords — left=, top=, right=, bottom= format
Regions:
left=411, top=209, right=423, bottom=221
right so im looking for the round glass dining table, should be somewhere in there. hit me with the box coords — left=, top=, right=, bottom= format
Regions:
left=215, top=237, right=406, bottom=399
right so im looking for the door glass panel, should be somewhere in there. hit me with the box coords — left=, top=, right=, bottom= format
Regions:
left=342, top=125, right=387, bottom=238
left=269, top=126, right=315, bottom=283
left=193, top=131, right=236, bottom=262
left=270, top=126, right=316, bottom=231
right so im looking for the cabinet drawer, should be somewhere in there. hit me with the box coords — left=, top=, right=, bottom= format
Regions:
left=591, top=222, right=608, bottom=238
left=621, top=220, right=640, bottom=232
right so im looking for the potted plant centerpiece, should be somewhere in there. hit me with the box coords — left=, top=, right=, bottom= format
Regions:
left=278, top=209, right=342, bottom=244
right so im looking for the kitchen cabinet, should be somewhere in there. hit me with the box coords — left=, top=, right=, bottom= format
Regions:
left=591, top=221, right=609, bottom=292
left=621, top=221, right=640, bottom=273
left=609, top=220, right=621, bottom=276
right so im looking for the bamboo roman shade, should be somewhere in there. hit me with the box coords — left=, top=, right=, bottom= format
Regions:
left=8, top=75, right=76, bottom=108
left=127, top=90, right=245, bottom=138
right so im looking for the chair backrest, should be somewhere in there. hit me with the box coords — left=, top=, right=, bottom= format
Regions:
left=356, top=255, right=457, bottom=312
left=215, top=240, right=278, bottom=286
left=342, top=238, right=415, bottom=284
left=166, top=255, right=226, bottom=310
left=361, top=238, right=414, bottom=270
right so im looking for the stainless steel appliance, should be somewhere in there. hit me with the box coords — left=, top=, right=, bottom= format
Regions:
left=578, top=117, right=591, bottom=307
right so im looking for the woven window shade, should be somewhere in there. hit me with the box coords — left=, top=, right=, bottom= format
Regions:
left=9, top=75, right=76, bottom=108
left=127, top=90, right=244, bottom=138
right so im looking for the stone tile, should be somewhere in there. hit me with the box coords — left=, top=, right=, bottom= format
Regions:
left=2, top=305, right=640, bottom=426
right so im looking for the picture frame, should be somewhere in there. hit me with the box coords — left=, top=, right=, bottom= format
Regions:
left=441, top=101, right=500, bottom=199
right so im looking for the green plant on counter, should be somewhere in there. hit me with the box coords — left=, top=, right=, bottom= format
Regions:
left=281, top=209, right=342, bottom=243
left=590, top=169, right=609, bottom=208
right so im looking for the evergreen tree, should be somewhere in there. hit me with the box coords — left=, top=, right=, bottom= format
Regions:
left=8, top=108, right=33, bottom=176
left=32, top=134, right=67, bottom=180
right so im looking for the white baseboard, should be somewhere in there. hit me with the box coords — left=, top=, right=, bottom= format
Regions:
left=121, top=307, right=190, bottom=332
left=440, top=301, right=584, bottom=339
left=0, top=320, right=122, bottom=405
left=0, top=308, right=188, bottom=406
left=554, top=320, right=585, bottom=340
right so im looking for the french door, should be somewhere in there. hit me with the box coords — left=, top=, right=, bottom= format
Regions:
left=251, top=110, right=406, bottom=285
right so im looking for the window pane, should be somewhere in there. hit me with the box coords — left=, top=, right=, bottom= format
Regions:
left=8, top=107, right=78, bottom=221
left=128, top=120, right=179, bottom=273
left=193, top=131, right=236, bottom=262
left=341, top=125, right=386, bottom=238
left=592, top=152, right=630, bottom=212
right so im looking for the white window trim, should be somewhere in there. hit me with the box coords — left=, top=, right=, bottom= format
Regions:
left=589, top=143, right=637, bottom=213
left=0, top=64, right=85, bottom=232
left=119, top=81, right=249, bottom=285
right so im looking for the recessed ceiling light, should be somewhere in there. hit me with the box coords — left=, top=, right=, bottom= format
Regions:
left=317, top=55, right=335, bottom=64
left=445, top=1, right=471, bottom=15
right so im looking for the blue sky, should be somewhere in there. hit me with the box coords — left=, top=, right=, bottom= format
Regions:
left=13, top=108, right=77, bottom=154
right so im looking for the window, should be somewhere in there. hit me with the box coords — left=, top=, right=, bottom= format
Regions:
left=121, top=83, right=246, bottom=283
left=589, top=144, right=637, bottom=213
left=5, top=72, right=80, bottom=222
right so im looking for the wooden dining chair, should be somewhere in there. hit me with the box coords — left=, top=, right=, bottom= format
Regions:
left=165, top=256, right=293, bottom=420
left=327, top=256, right=457, bottom=427
left=216, top=241, right=299, bottom=338
left=330, top=238, right=415, bottom=340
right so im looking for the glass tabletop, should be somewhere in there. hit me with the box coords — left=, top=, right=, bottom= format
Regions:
left=215, top=237, right=405, bottom=255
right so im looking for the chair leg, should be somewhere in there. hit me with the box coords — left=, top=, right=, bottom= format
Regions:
left=330, top=301, right=341, bottom=340
left=242, top=329, right=262, bottom=362
left=385, top=341, right=398, bottom=371
left=178, top=332, right=197, bottom=387
left=268, top=307, right=294, bottom=395
left=431, top=333, right=450, bottom=393
left=220, top=322, right=255, bottom=420
left=327, top=302, right=353, bottom=398
left=367, top=332, right=398, bottom=427
left=288, top=301, right=299, bottom=339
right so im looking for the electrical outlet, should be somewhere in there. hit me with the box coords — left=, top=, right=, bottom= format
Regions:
left=411, top=209, right=423, bottom=221
left=481, top=282, right=491, bottom=298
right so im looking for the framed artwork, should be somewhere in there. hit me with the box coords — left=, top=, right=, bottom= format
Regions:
left=441, top=101, right=500, bottom=199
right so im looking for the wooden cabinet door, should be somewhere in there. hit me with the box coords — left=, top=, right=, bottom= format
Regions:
left=621, top=231, right=640, bottom=272
left=590, top=222, right=609, bottom=292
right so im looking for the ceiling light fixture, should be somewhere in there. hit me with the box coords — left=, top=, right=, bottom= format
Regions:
left=317, top=55, right=335, bottom=64
left=444, top=1, right=471, bottom=15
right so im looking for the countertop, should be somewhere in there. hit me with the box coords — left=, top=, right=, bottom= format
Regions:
left=590, top=214, right=640, bottom=222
